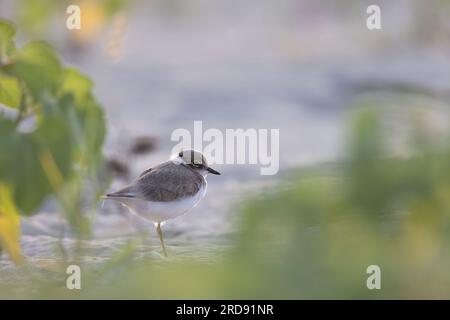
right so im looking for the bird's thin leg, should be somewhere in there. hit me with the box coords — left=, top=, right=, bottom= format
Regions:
left=156, top=223, right=168, bottom=257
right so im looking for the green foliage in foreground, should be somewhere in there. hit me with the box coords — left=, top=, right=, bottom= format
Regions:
left=2, top=108, right=450, bottom=299
left=0, top=19, right=105, bottom=222
left=12, top=0, right=129, bottom=36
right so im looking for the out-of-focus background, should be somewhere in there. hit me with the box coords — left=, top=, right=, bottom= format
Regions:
left=1, top=0, right=450, bottom=298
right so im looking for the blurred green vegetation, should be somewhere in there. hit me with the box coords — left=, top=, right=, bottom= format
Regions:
left=14, top=0, right=128, bottom=35
left=2, top=106, right=450, bottom=299
left=0, top=19, right=105, bottom=260
left=2, top=0, right=130, bottom=56
left=1, top=0, right=450, bottom=299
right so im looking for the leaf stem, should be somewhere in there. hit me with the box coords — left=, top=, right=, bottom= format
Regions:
left=14, top=80, right=30, bottom=126
left=14, top=91, right=26, bottom=126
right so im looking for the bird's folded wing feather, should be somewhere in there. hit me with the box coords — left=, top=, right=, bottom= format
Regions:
left=107, top=162, right=203, bottom=202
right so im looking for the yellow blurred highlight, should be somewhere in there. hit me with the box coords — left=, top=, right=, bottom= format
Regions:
left=38, top=149, right=64, bottom=192
left=0, top=184, right=24, bottom=265
left=71, top=0, right=106, bottom=45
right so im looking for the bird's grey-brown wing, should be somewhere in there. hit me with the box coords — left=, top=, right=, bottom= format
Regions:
left=108, top=161, right=204, bottom=202
left=136, top=162, right=204, bottom=202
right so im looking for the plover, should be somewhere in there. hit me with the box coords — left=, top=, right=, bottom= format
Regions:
left=105, top=149, right=220, bottom=257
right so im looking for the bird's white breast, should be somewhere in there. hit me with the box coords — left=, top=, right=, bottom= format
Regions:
left=119, top=183, right=207, bottom=223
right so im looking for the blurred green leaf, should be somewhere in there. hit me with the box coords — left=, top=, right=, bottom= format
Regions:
left=0, top=20, right=16, bottom=62
left=60, top=68, right=93, bottom=104
left=104, top=0, right=128, bottom=17
left=0, top=115, right=72, bottom=214
left=0, top=19, right=105, bottom=217
left=16, top=0, right=55, bottom=34
left=0, top=73, right=21, bottom=108
left=7, top=42, right=62, bottom=100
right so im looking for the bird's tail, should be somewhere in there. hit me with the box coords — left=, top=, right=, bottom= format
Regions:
left=103, top=188, right=136, bottom=199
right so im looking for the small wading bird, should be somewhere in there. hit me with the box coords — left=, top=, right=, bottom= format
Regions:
left=104, top=150, right=221, bottom=257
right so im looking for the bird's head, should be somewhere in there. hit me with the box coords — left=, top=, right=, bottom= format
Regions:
left=175, top=149, right=221, bottom=176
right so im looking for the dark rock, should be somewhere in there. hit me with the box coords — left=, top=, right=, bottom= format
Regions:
left=106, top=158, right=130, bottom=178
left=130, top=135, right=158, bottom=155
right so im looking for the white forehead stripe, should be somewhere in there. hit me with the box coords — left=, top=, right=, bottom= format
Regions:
left=171, top=155, right=187, bottom=165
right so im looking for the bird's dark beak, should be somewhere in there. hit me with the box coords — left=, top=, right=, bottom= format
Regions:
left=206, top=166, right=221, bottom=175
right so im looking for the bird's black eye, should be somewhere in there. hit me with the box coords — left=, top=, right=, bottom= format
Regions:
left=178, top=151, right=183, bottom=157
